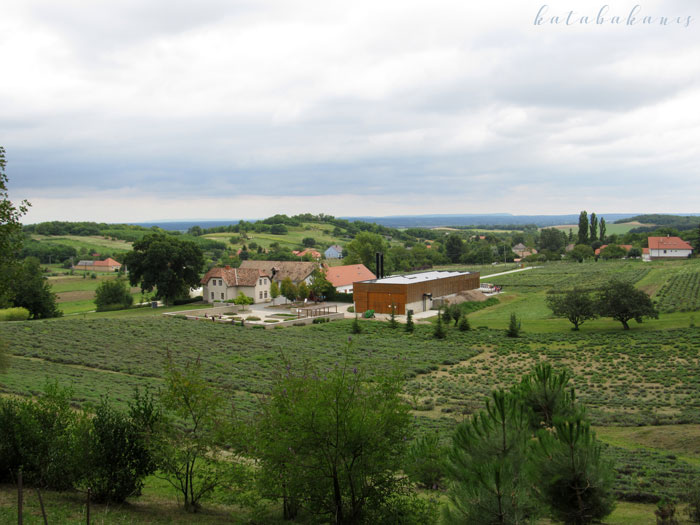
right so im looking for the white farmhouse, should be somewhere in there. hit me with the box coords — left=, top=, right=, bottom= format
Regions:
left=201, top=266, right=271, bottom=303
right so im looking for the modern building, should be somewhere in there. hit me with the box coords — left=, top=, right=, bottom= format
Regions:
left=201, top=266, right=271, bottom=303
left=647, top=236, right=693, bottom=260
left=324, top=264, right=376, bottom=293
left=353, top=270, right=480, bottom=315
left=324, top=245, right=344, bottom=259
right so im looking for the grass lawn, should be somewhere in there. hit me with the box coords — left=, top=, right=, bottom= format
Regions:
left=30, top=234, right=132, bottom=254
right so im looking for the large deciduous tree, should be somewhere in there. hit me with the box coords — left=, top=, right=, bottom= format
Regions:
left=123, top=234, right=204, bottom=305
left=577, top=211, right=589, bottom=245
left=546, top=288, right=598, bottom=331
left=539, top=228, right=566, bottom=252
left=589, top=213, right=598, bottom=243
left=597, top=280, right=658, bottom=330
left=94, top=278, right=134, bottom=311
left=344, top=231, right=388, bottom=271
left=9, top=257, right=61, bottom=319
left=445, top=234, right=464, bottom=263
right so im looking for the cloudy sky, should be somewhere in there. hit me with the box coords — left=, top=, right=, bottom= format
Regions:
left=2, top=0, right=699, bottom=223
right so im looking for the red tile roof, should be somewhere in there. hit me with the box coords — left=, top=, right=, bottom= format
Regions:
left=93, top=257, right=121, bottom=267
left=201, top=266, right=269, bottom=287
left=324, top=264, right=376, bottom=288
left=648, top=236, right=693, bottom=251
left=292, top=249, right=322, bottom=259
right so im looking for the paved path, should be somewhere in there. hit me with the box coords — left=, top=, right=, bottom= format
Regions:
left=481, top=266, right=539, bottom=280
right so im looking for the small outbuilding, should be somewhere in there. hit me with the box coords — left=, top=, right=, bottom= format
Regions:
left=353, top=270, right=480, bottom=315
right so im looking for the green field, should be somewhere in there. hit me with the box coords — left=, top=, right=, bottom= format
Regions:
left=204, top=221, right=346, bottom=251
left=30, top=234, right=133, bottom=254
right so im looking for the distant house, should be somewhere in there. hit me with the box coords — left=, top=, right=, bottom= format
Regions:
left=324, top=264, right=376, bottom=293
left=595, top=244, right=633, bottom=256
left=201, top=266, right=271, bottom=304
left=239, top=260, right=318, bottom=286
left=73, top=257, right=122, bottom=272
left=292, top=248, right=322, bottom=260
left=647, top=236, right=693, bottom=260
left=512, top=243, right=537, bottom=259
left=324, top=245, right=343, bottom=259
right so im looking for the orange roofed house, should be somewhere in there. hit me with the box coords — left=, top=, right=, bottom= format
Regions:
left=324, top=264, right=376, bottom=293
left=645, top=236, right=693, bottom=260
left=73, top=257, right=122, bottom=272
left=201, top=266, right=271, bottom=304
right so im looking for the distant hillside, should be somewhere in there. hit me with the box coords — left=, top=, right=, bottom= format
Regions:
left=344, top=214, right=638, bottom=229
left=615, top=214, right=700, bottom=233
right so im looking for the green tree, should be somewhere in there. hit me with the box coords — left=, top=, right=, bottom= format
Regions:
left=445, top=234, right=464, bottom=263
left=154, top=355, right=227, bottom=512
left=389, top=302, right=398, bottom=328
left=449, top=304, right=461, bottom=326
left=444, top=390, right=539, bottom=524
left=344, top=231, right=388, bottom=270
left=458, top=314, right=471, bottom=331
left=270, top=280, right=280, bottom=300
left=296, top=281, right=309, bottom=301
left=507, top=312, right=521, bottom=337
left=250, top=347, right=412, bottom=523
left=280, top=277, right=297, bottom=303
left=404, top=433, right=447, bottom=490
left=589, top=213, right=598, bottom=243
left=532, top=418, right=615, bottom=524
left=597, top=280, right=659, bottom=330
left=309, top=268, right=333, bottom=300
left=9, top=257, right=61, bottom=318
left=598, top=244, right=627, bottom=260
left=302, top=237, right=316, bottom=247
left=546, top=288, right=598, bottom=331
left=94, top=278, right=133, bottom=311
left=516, top=363, right=577, bottom=431
left=539, top=228, right=566, bottom=252
left=81, top=393, right=160, bottom=503
left=598, top=218, right=607, bottom=243
left=434, top=310, right=446, bottom=339
left=568, top=244, right=594, bottom=263
left=405, top=309, right=414, bottom=333
left=577, top=211, right=589, bottom=245
left=233, top=291, right=254, bottom=305
left=124, top=234, right=204, bottom=305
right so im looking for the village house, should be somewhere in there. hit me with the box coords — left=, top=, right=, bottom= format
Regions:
left=239, top=260, right=318, bottom=286
left=323, top=264, right=375, bottom=293
left=73, top=257, right=122, bottom=272
left=201, top=266, right=271, bottom=304
left=324, top=245, right=343, bottom=259
left=291, top=248, right=322, bottom=259
left=645, top=236, right=693, bottom=260
left=512, top=243, right=537, bottom=260
left=594, top=244, right=633, bottom=256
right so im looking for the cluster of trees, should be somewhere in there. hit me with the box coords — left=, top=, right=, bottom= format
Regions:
left=0, top=147, right=61, bottom=319
left=547, top=280, right=659, bottom=330
left=0, top=345, right=620, bottom=524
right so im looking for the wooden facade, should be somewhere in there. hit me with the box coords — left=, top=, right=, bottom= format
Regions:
left=353, top=272, right=480, bottom=315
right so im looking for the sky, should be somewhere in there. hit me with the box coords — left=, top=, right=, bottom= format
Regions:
left=2, top=0, right=699, bottom=223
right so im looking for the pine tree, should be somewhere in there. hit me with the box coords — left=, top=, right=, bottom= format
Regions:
left=507, top=312, right=521, bottom=337
left=405, top=309, right=415, bottom=333
left=577, top=211, right=589, bottom=245
left=589, top=213, right=598, bottom=243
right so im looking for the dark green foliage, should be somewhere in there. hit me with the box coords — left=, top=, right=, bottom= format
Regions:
left=444, top=390, right=539, bottom=524
left=6, top=257, right=61, bottom=319
left=280, top=277, right=297, bottom=303
left=448, top=304, right=461, bottom=326
left=546, top=288, right=598, bottom=330
left=250, top=347, right=412, bottom=523
left=655, top=499, right=679, bottom=525
left=577, top=211, right=589, bottom=245
left=540, top=228, right=567, bottom=252
left=597, top=279, right=659, bottom=329
left=516, top=363, right=577, bottom=431
left=507, top=312, right=521, bottom=337
left=445, top=234, right=464, bottom=263
left=404, top=433, right=447, bottom=490
left=589, top=213, right=598, bottom=243
left=434, top=310, right=446, bottom=339
left=302, top=237, right=316, bottom=247
left=533, top=418, right=616, bottom=524
left=344, top=231, right=388, bottom=269
left=599, top=244, right=627, bottom=260
left=123, top=233, right=205, bottom=305
left=599, top=218, right=607, bottom=243
left=442, top=306, right=452, bottom=323
left=457, top=314, right=471, bottom=331
left=405, top=309, right=414, bottom=332
left=0, top=381, right=83, bottom=489
left=351, top=314, right=362, bottom=334
left=686, top=484, right=700, bottom=523
left=94, top=278, right=133, bottom=311
left=80, top=392, right=160, bottom=503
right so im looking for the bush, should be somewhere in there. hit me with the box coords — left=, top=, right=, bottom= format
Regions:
left=0, top=307, right=30, bottom=321
left=458, top=315, right=471, bottom=331
left=363, top=309, right=375, bottom=318
left=312, top=317, right=329, bottom=324
left=246, top=316, right=261, bottom=321
left=94, top=279, right=133, bottom=311
left=80, top=392, right=160, bottom=503
left=347, top=305, right=355, bottom=313
left=173, top=296, right=203, bottom=305
left=507, top=312, right=521, bottom=337
left=233, top=292, right=254, bottom=305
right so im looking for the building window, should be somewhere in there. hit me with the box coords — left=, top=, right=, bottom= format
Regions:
left=259, top=291, right=263, bottom=299
left=221, top=293, right=224, bottom=299
left=259, top=278, right=262, bottom=285
left=210, top=292, right=214, bottom=299
left=264, top=290, right=268, bottom=298
left=219, top=279, right=223, bottom=286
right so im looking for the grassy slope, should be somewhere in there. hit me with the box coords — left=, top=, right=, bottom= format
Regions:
left=30, top=234, right=132, bottom=253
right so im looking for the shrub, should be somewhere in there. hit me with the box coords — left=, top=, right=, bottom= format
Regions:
left=507, top=312, right=521, bottom=337
left=233, top=292, right=254, bottom=305
left=347, top=305, right=355, bottom=313
left=405, top=309, right=414, bottom=333
left=352, top=315, right=362, bottom=334
left=458, top=315, right=471, bottom=331
left=94, top=279, right=133, bottom=311
left=0, top=307, right=30, bottom=321
left=246, top=316, right=261, bottom=321
left=433, top=311, right=446, bottom=339
left=173, top=296, right=203, bottom=305
left=363, top=309, right=375, bottom=318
